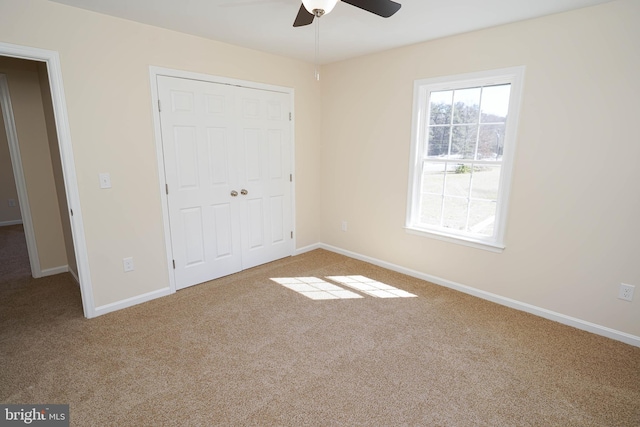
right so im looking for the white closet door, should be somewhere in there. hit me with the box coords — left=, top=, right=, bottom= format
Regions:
left=158, top=76, right=292, bottom=290
left=236, top=86, right=293, bottom=269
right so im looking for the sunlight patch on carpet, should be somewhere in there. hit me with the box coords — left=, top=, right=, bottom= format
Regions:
left=326, top=276, right=417, bottom=298
left=271, top=277, right=363, bottom=300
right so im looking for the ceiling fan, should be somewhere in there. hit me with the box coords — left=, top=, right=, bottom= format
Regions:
left=293, top=0, right=402, bottom=27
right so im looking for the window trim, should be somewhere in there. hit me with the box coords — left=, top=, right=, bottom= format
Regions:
left=406, top=66, right=526, bottom=251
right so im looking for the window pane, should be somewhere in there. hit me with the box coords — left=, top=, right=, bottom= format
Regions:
left=453, top=88, right=481, bottom=124
left=421, top=162, right=445, bottom=194
left=409, top=67, right=523, bottom=247
left=419, top=194, right=443, bottom=226
left=477, top=124, right=505, bottom=160
left=450, top=125, right=478, bottom=160
left=429, top=90, right=453, bottom=125
left=442, top=197, right=468, bottom=231
left=468, top=200, right=497, bottom=236
left=427, top=126, right=450, bottom=158
left=445, top=163, right=472, bottom=197
left=470, top=165, right=501, bottom=200
left=480, top=84, right=511, bottom=123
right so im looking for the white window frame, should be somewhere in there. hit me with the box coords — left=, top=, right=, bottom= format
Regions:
left=406, top=66, right=525, bottom=252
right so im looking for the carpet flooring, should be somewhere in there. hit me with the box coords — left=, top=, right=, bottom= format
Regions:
left=1, top=225, right=639, bottom=426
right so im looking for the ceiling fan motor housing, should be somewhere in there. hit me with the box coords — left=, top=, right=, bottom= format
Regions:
left=302, top=0, right=339, bottom=16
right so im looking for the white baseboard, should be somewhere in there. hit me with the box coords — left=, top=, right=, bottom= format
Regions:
left=38, top=265, right=80, bottom=286
left=40, top=265, right=69, bottom=277
left=68, top=268, right=79, bottom=284
left=295, top=243, right=322, bottom=255
left=0, top=219, right=23, bottom=226
left=319, top=243, right=640, bottom=348
left=94, top=287, right=173, bottom=317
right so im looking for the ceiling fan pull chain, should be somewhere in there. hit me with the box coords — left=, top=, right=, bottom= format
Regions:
left=315, top=16, right=320, bottom=80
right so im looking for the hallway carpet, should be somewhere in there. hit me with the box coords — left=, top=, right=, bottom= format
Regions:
left=0, top=224, right=31, bottom=287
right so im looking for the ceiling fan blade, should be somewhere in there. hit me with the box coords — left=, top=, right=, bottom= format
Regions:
left=341, top=0, right=401, bottom=18
left=293, top=4, right=315, bottom=27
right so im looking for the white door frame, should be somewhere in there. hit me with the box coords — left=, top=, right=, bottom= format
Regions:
left=149, top=66, right=296, bottom=293
left=0, top=42, right=95, bottom=318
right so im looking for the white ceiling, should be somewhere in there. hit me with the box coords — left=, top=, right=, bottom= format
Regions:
left=49, top=0, right=614, bottom=64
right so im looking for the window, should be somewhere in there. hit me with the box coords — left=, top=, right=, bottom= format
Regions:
left=406, top=67, right=525, bottom=251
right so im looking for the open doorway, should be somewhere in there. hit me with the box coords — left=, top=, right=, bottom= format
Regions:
left=0, top=59, right=76, bottom=280
left=0, top=42, right=94, bottom=318
left=0, top=96, right=28, bottom=283
left=0, top=93, right=22, bottom=230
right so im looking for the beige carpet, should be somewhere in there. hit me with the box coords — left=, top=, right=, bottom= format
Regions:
left=1, top=225, right=639, bottom=426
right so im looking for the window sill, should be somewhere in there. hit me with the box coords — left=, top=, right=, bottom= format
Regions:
left=404, top=226, right=505, bottom=253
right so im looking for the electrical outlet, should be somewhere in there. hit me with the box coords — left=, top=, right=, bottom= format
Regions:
left=123, top=257, right=135, bottom=272
left=99, top=172, right=112, bottom=189
left=341, top=221, right=348, bottom=232
left=8, top=199, right=16, bottom=207
left=618, top=283, right=635, bottom=302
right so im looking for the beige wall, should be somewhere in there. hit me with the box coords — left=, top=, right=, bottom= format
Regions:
left=0, top=0, right=322, bottom=307
left=321, top=0, right=640, bottom=336
left=0, top=108, right=21, bottom=224
left=0, top=56, right=68, bottom=271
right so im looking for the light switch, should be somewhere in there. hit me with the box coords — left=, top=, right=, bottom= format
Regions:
left=8, top=199, right=16, bottom=207
left=99, top=173, right=112, bottom=189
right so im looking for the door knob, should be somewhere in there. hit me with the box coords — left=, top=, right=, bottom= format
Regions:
left=230, top=190, right=238, bottom=197
left=241, top=189, right=248, bottom=195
